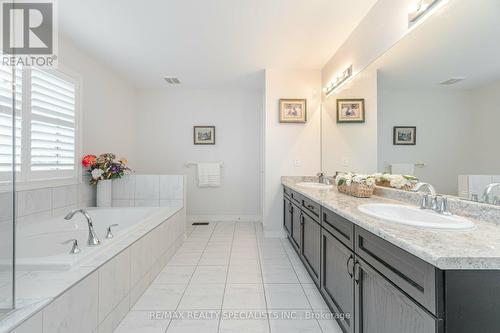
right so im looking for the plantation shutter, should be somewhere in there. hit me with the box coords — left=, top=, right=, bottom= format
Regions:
left=0, top=66, right=22, bottom=176
left=30, top=68, right=76, bottom=176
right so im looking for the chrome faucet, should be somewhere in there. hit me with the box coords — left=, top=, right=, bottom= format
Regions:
left=411, top=182, right=452, bottom=215
left=64, top=209, right=101, bottom=246
left=483, top=183, right=500, bottom=204
left=412, top=182, right=438, bottom=211
left=317, top=172, right=330, bottom=185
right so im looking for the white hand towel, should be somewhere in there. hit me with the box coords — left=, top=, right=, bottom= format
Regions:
left=391, top=163, right=415, bottom=176
left=197, top=163, right=221, bottom=187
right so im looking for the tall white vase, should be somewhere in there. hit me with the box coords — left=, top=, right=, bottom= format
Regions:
left=96, top=179, right=112, bottom=207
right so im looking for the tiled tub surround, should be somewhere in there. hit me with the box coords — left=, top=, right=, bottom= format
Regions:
left=111, top=175, right=185, bottom=208
left=282, top=176, right=500, bottom=270
left=2, top=205, right=186, bottom=333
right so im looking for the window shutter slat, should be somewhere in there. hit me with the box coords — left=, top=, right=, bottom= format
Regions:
left=30, top=69, right=76, bottom=172
left=0, top=66, right=22, bottom=173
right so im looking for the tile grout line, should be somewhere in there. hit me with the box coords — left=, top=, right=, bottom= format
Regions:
left=163, top=222, right=218, bottom=333
left=279, top=238, right=326, bottom=333
left=255, top=222, right=273, bottom=333
left=216, top=222, right=235, bottom=333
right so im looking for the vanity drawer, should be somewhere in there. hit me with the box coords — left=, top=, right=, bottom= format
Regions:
left=302, top=196, right=320, bottom=221
left=322, top=208, right=354, bottom=250
left=283, top=186, right=291, bottom=199
left=355, top=226, right=443, bottom=316
left=289, top=189, right=303, bottom=205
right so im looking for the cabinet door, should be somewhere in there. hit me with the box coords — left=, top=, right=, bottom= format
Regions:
left=283, top=197, right=292, bottom=237
left=300, top=212, right=321, bottom=285
left=320, top=229, right=355, bottom=333
left=291, top=203, right=301, bottom=251
left=354, top=259, right=441, bottom=333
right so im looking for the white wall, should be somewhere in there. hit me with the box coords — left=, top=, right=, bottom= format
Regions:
left=59, top=36, right=138, bottom=164
left=263, top=69, right=322, bottom=236
left=377, top=83, right=472, bottom=195
left=134, top=89, right=262, bottom=221
left=322, top=67, right=378, bottom=175
left=468, top=80, right=500, bottom=174
left=321, top=0, right=414, bottom=90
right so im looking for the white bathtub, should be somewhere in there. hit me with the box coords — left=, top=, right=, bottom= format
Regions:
left=8, top=207, right=179, bottom=271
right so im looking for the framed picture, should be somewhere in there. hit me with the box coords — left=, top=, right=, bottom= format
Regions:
left=193, top=126, right=216, bottom=145
left=337, top=99, right=365, bottom=123
left=279, top=99, right=307, bottom=123
left=393, top=126, right=416, bottom=145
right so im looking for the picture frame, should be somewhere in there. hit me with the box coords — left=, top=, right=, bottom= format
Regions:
left=193, top=126, right=216, bottom=145
left=279, top=99, right=307, bottom=123
left=337, top=99, right=365, bottom=123
left=393, top=126, right=416, bottom=145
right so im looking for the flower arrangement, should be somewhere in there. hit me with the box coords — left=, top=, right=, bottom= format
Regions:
left=81, top=153, right=131, bottom=185
left=335, top=173, right=376, bottom=198
left=373, top=173, right=418, bottom=191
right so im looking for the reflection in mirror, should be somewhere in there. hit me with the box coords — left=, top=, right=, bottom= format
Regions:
left=321, top=0, right=500, bottom=205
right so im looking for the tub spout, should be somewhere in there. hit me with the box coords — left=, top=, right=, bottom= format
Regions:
left=64, top=209, right=101, bottom=246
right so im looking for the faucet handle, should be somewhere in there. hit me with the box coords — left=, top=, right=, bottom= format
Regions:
left=62, top=239, right=80, bottom=254
left=420, top=194, right=430, bottom=209
left=438, top=196, right=452, bottom=215
left=106, top=224, right=119, bottom=239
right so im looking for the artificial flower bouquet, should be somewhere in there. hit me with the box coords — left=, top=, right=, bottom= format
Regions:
left=335, top=173, right=376, bottom=198
left=82, top=153, right=131, bottom=185
left=372, top=173, right=418, bottom=191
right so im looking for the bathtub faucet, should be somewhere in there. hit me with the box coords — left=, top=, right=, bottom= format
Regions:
left=64, top=209, right=101, bottom=246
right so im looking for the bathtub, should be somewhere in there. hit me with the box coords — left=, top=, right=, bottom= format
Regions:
left=7, top=207, right=180, bottom=271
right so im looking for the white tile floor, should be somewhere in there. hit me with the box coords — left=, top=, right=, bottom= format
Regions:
left=114, top=222, right=343, bottom=333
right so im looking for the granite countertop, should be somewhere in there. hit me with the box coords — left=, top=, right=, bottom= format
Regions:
left=282, top=177, right=500, bottom=270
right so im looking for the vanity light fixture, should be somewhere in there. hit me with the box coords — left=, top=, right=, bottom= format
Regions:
left=323, top=65, right=352, bottom=96
left=408, top=0, right=447, bottom=26
left=164, top=76, right=181, bottom=84
left=440, top=77, right=465, bottom=85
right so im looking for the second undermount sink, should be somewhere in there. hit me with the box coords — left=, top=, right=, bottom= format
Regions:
left=358, top=203, right=474, bottom=230
left=296, top=182, right=334, bottom=190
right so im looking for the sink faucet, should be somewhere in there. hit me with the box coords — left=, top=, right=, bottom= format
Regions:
left=483, top=183, right=500, bottom=204
left=412, top=182, right=438, bottom=211
left=64, top=209, right=101, bottom=246
left=411, top=182, right=452, bottom=215
left=317, top=172, right=330, bottom=185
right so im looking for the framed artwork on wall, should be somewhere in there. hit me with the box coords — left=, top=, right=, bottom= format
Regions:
left=279, top=99, right=307, bottom=123
left=193, top=126, right=216, bottom=145
left=337, top=99, right=365, bottom=123
left=393, top=126, right=416, bottom=145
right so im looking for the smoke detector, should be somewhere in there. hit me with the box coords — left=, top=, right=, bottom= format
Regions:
left=164, top=77, right=181, bottom=84
left=440, top=77, right=465, bottom=85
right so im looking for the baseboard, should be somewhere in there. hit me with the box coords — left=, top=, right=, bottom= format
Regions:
left=187, top=215, right=261, bottom=223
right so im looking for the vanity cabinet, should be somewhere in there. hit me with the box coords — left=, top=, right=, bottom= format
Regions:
left=300, top=210, right=321, bottom=285
left=320, top=227, right=355, bottom=333
left=283, top=185, right=500, bottom=333
left=283, top=195, right=292, bottom=237
left=354, top=258, right=443, bottom=333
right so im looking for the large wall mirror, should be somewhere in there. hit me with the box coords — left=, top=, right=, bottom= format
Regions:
left=322, top=0, right=500, bottom=205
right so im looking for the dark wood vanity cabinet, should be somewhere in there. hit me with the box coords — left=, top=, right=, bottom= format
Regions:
left=321, top=228, right=355, bottom=333
left=283, top=186, right=500, bottom=333
left=354, top=258, right=443, bottom=333
left=283, top=195, right=292, bottom=237
left=300, top=210, right=321, bottom=285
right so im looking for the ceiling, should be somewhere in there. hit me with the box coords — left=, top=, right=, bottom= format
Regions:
left=59, top=0, right=377, bottom=90
left=377, top=0, right=500, bottom=91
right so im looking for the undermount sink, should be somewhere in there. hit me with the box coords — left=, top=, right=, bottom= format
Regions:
left=296, top=182, right=334, bottom=190
left=358, top=203, right=474, bottom=230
